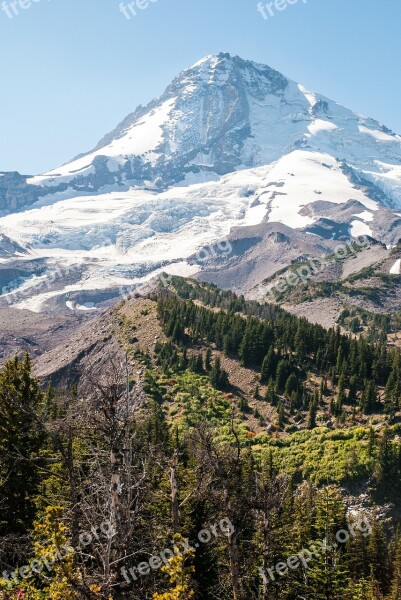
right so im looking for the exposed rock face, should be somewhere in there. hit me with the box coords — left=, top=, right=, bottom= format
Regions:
left=0, top=172, right=44, bottom=214
left=2, top=53, right=401, bottom=311
left=18, top=52, right=401, bottom=203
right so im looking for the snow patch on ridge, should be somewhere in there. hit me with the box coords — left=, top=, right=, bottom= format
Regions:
left=390, top=259, right=401, bottom=275
left=43, top=97, right=176, bottom=179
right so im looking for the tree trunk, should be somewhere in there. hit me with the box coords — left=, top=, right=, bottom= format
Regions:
left=170, top=451, right=180, bottom=533
left=262, top=513, right=270, bottom=600
left=228, top=528, right=241, bottom=600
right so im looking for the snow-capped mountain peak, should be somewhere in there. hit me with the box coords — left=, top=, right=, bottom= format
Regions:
left=2, top=54, right=401, bottom=312
left=28, top=52, right=401, bottom=210
left=34, top=52, right=291, bottom=189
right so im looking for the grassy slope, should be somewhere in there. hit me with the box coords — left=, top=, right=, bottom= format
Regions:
left=111, top=290, right=401, bottom=504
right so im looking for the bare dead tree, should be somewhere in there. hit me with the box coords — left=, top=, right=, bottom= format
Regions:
left=73, top=352, right=147, bottom=595
left=169, top=450, right=180, bottom=534
left=189, top=414, right=244, bottom=600
left=251, top=468, right=291, bottom=600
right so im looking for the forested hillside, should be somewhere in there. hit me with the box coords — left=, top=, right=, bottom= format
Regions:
left=1, top=278, right=401, bottom=599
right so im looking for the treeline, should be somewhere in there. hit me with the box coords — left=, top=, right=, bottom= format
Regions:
left=157, top=286, right=401, bottom=418
left=154, top=340, right=230, bottom=391
left=1, top=356, right=401, bottom=599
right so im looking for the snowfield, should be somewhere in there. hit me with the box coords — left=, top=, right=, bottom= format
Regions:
left=0, top=152, right=383, bottom=309
left=3, top=53, right=401, bottom=311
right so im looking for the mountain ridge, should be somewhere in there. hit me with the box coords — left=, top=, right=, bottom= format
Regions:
left=2, top=53, right=401, bottom=312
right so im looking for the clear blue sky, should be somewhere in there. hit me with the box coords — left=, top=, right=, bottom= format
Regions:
left=1, top=0, right=400, bottom=174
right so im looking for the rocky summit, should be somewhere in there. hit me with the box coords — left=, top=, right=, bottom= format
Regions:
left=1, top=53, right=401, bottom=314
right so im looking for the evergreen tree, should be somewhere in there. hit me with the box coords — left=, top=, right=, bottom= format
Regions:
left=171, top=319, right=185, bottom=344
left=195, top=353, right=204, bottom=374
left=307, top=398, right=317, bottom=429
left=275, top=360, right=290, bottom=393
left=277, top=401, right=285, bottom=429
left=337, top=375, right=347, bottom=409
left=360, top=381, right=378, bottom=415
left=260, top=347, right=276, bottom=384
left=367, top=516, right=389, bottom=594
left=284, top=373, right=298, bottom=398
left=346, top=527, right=370, bottom=583
left=0, top=355, right=44, bottom=534
left=264, top=378, right=278, bottom=406
left=375, top=426, right=394, bottom=488
left=205, top=348, right=212, bottom=371
left=210, top=357, right=229, bottom=391
left=153, top=534, right=195, bottom=600
left=307, top=486, right=349, bottom=599
left=179, top=347, right=189, bottom=371
left=389, top=532, right=401, bottom=599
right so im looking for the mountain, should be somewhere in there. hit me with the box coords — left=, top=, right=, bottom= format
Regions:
left=27, top=53, right=401, bottom=197
left=4, top=54, right=401, bottom=599
left=6, top=278, right=401, bottom=600
left=2, top=53, right=401, bottom=313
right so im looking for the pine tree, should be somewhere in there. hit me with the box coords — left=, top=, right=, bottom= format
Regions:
left=277, top=401, right=285, bottom=429
left=346, top=527, right=370, bottom=584
left=195, top=353, right=204, bottom=374
left=365, top=566, right=384, bottom=599
left=346, top=580, right=367, bottom=599
left=264, top=378, right=278, bottom=405
left=360, top=381, right=378, bottom=414
left=389, top=532, right=401, bottom=599
left=307, top=486, right=349, bottom=599
left=171, top=320, right=185, bottom=343
left=307, top=398, right=317, bottom=429
left=239, top=325, right=253, bottom=367
left=275, top=360, right=290, bottom=393
left=337, top=376, right=346, bottom=410
left=367, top=425, right=376, bottom=458
left=205, top=348, right=212, bottom=371
left=210, top=357, right=229, bottom=391
left=284, top=373, right=298, bottom=398
left=0, top=355, right=45, bottom=534
left=260, top=347, right=276, bottom=384
left=367, top=516, right=389, bottom=594
left=375, top=426, right=394, bottom=488
left=179, top=348, right=189, bottom=371
left=0, top=506, right=80, bottom=599
left=336, top=346, right=344, bottom=375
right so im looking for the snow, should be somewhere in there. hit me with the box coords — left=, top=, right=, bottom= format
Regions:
left=390, top=259, right=401, bottom=275
left=6, top=54, right=401, bottom=311
left=41, top=98, right=176, bottom=179
left=1, top=170, right=279, bottom=309
left=66, top=301, right=97, bottom=311
left=262, top=150, right=378, bottom=228
left=26, top=56, right=401, bottom=215
left=307, top=119, right=338, bottom=135
left=13, top=260, right=195, bottom=312
left=298, top=84, right=316, bottom=107
left=355, top=210, right=374, bottom=222
left=358, top=126, right=396, bottom=143
left=0, top=149, right=386, bottom=310
left=350, top=220, right=373, bottom=237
